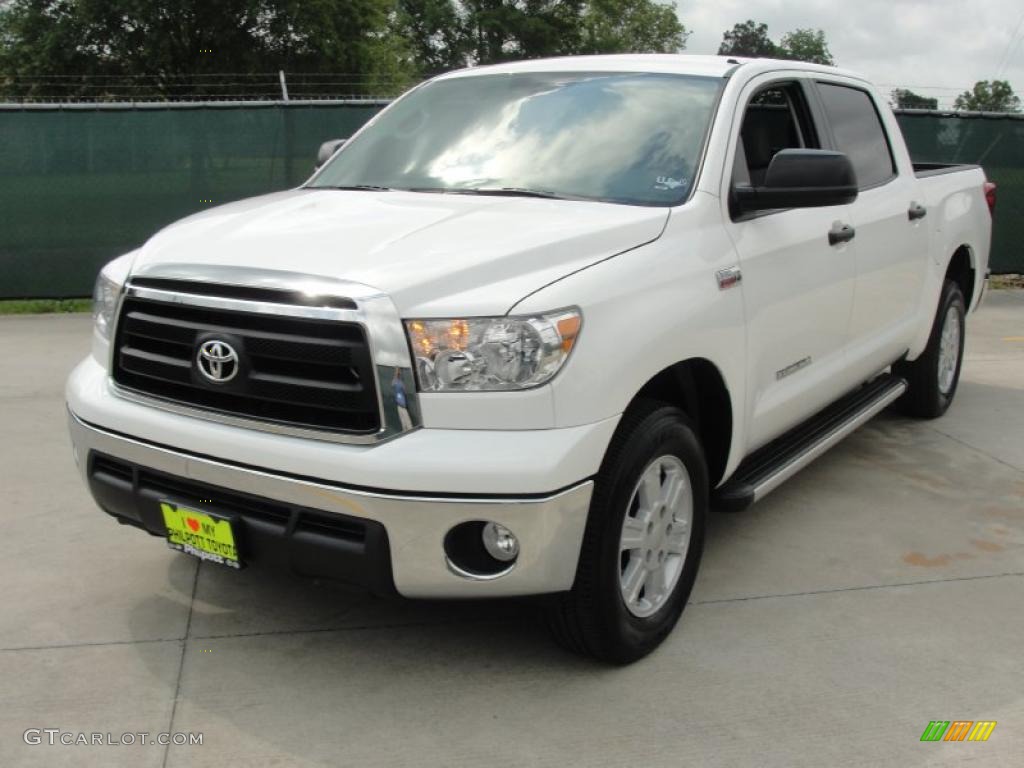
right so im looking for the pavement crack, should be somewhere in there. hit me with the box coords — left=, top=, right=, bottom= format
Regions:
left=923, top=423, right=1024, bottom=475
left=189, top=614, right=516, bottom=642
left=0, top=636, right=181, bottom=653
left=162, top=560, right=199, bottom=768
left=0, top=611, right=511, bottom=653
left=0, top=391, right=66, bottom=402
left=692, top=570, right=1024, bottom=605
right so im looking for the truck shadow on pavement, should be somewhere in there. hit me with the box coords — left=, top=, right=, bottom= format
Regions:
left=146, top=541, right=602, bottom=661
left=127, top=553, right=613, bottom=761
left=122, top=389, right=1023, bottom=765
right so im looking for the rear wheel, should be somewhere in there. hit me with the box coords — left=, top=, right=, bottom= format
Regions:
left=545, top=401, right=707, bottom=664
left=894, top=279, right=966, bottom=418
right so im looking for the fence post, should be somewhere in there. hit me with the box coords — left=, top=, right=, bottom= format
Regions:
left=279, top=71, right=289, bottom=102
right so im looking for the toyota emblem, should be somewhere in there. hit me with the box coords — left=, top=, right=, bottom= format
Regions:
left=196, top=340, right=239, bottom=383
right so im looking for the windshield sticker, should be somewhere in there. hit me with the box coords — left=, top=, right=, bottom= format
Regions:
left=654, top=176, right=687, bottom=191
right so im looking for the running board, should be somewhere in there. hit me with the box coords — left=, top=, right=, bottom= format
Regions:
left=713, top=374, right=907, bottom=512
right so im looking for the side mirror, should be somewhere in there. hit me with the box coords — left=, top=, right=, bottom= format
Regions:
left=315, top=138, right=346, bottom=170
left=733, top=149, right=858, bottom=214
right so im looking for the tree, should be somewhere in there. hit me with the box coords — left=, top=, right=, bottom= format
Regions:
left=891, top=88, right=938, bottom=110
left=463, top=0, right=587, bottom=63
left=779, top=28, right=833, bottom=65
left=0, top=0, right=693, bottom=98
left=953, top=80, right=1021, bottom=113
left=396, top=0, right=471, bottom=74
left=718, top=20, right=778, bottom=58
left=577, top=0, right=688, bottom=55
left=718, top=20, right=836, bottom=65
left=396, top=0, right=686, bottom=72
left=0, top=0, right=414, bottom=100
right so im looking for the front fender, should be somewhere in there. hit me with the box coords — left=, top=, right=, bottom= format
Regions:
left=511, top=196, right=748, bottom=480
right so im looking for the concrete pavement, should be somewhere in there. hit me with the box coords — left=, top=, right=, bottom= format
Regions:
left=1, top=291, right=1022, bottom=767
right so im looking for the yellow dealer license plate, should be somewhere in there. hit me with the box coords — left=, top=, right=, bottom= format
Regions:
left=160, top=502, right=241, bottom=569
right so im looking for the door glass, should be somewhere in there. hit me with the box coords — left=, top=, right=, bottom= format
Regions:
left=735, top=85, right=815, bottom=186
left=817, top=83, right=896, bottom=188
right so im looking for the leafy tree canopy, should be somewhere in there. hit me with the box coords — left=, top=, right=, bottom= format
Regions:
left=891, top=88, right=938, bottom=110
left=779, top=28, right=833, bottom=66
left=953, top=80, right=1021, bottom=113
left=717, top=20, right=778, bottom=58
left=1, top=0, right=689, bottom=99
left=576, top=0, right=688, bottom=56
left=0, top=0, right=414, bottom=98
left=399, top=0, right=686, bottom=72
left=718, top=20, right=834, bottom=65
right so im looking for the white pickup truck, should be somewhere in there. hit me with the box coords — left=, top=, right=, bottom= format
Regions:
left=67, top=55, right=994, bottom=663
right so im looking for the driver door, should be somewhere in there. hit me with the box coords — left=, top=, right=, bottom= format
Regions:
left=725, top=80, right=857, bottom=451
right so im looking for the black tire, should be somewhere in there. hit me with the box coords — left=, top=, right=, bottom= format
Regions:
left=545, top=400, right=708, bottom=664
left=893, top=279, right=966, bottom=419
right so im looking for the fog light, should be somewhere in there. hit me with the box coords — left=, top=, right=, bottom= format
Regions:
left=481, top=522, right=519, bottom=562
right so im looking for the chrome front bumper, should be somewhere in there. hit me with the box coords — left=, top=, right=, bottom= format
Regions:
left=68, top=411, right=593, bottom=598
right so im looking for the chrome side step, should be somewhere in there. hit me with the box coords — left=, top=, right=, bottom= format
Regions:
left=713, top=374, right=907, bottom=512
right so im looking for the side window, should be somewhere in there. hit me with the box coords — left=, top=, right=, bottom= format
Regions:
left=734, top=84, right=818, bottom=188
left=816, top=83, right=896, bottom=188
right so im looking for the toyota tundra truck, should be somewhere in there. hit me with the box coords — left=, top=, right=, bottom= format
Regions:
left=67, top=55, right=994, bottom=663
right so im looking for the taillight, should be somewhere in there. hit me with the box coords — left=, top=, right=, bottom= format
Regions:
left=983, top=181, right=997, bottom=217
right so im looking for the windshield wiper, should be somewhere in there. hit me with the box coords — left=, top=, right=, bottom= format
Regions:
left=474, top=187, right=569, bottom=200
left=316, top=184, right=392, bottom=192
left=406, top=186, right=569, bottom=200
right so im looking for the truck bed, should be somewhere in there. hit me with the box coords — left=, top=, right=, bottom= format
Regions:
left=913, top=162, right=981, bottom=178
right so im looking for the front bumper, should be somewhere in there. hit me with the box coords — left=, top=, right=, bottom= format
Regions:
left=68, top=411, right=594, bottom=598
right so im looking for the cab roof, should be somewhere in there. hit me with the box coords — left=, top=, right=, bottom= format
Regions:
left=435, top=53, right=870, bottom=86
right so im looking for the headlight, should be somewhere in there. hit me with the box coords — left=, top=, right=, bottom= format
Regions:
left=405, top=309, right=581, bottom=392
left=92, top=269, right=122, bottom=340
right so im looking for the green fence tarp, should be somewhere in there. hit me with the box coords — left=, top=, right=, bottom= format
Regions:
left=0, top=102, right=383, bottom=298
left=896, top=111, right=1024, bottom=278
left=1, top=103, right=1021, bottom=298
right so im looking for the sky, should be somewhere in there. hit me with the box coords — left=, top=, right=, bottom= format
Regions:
left=676, top=0, right=1024, bottom=108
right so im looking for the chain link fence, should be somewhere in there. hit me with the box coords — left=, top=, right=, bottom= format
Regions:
left=2, top=72, right=411, bottom=103
left=1, top=102, right=1021, bottom=298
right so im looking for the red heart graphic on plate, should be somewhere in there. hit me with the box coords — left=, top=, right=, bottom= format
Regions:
left=186, top=517, right=200, bottom=532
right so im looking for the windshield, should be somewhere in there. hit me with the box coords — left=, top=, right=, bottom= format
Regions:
left=308, top=71, right=723, bottom=206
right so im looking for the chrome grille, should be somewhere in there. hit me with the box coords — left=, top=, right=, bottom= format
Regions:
left=112, top=292, right=380, bottom=434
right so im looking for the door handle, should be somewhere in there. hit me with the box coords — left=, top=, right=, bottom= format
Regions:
left=908, top=202, right=927, bottom=221
left=828, top=222, right=856, bottom=246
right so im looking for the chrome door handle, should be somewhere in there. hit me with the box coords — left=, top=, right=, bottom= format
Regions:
left=828, top=223, right=856, bottom=246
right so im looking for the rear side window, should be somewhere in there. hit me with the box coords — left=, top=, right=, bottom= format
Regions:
left=817, top=83, right=896, bottom=188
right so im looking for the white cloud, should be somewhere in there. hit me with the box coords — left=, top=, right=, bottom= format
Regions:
left=676, top=0, right=1024, bottom=108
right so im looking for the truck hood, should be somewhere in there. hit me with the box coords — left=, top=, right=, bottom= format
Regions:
left=132, top=189, right=668, bottom=316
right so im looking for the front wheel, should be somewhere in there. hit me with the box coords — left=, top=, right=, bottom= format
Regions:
left=894, top=279, right=966, bottom=418
left=545, top=402, right=708, bottom=664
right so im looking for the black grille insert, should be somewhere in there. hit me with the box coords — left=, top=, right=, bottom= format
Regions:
left=93, top=454, right=134, bottom=484
left=86, top=453, right=394, bottom=593
left=295, top=510, right=368, bottom=542
left=90, top=453, right=368, bottom=544
left=113, top=293, right=380, bottom=433
left=140, top=468, right=294, bottom=530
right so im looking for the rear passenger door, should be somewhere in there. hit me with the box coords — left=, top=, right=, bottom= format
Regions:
left=814, top=81, right=928, bottom=378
